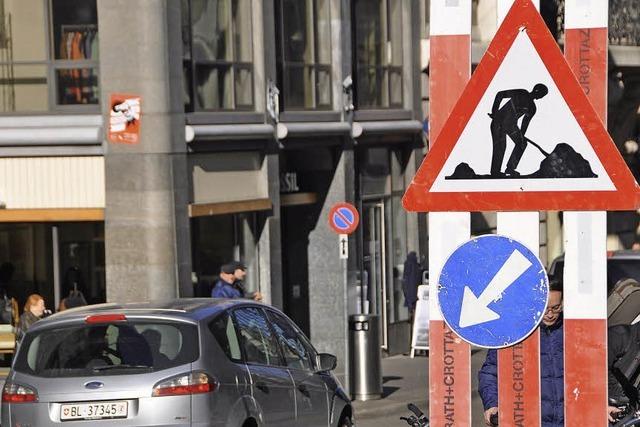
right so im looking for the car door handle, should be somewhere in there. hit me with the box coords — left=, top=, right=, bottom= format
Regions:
left=298, top=384, right=311, bottom=398
left=255, top=381, right=269, bottom=394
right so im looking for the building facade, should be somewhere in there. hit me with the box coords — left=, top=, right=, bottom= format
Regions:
left=1, top=0, right=638, bottom=392
left=0, top=0, right=426, bottom=390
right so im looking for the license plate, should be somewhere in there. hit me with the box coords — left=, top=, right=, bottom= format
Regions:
left=60, top=401, right=128, bottom=421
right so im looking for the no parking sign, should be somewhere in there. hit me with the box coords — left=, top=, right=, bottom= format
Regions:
left=328, top=203, right=359, bottom=235
left=328, top=202, right=359, bottom=260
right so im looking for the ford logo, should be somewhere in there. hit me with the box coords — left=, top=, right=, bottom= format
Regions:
left=84, top=381, right=104, bottom=390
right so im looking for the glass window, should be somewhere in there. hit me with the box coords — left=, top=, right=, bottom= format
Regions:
left=233, top=307, right=282, bottom=366
left=191, top=212, right=259, bottom=298
left=353, top=0, right=403, bottom=109
left=277, top=0, right=332, bottom=110
left=266, top=310, right=314, bottom=371
left=182, top=0, right=254, bottom=111
left=0, top=0, right=99, bottom=112
left=209, top=312, right=242, bottom=360
left=14, top=321, right=199, bottom=378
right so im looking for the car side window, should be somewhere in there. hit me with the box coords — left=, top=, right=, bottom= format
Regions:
left=209, top=312, right=242, bottom=361
left=266, top=310, right=313, bottom=371
left=233, top=307, right=283, bottom=366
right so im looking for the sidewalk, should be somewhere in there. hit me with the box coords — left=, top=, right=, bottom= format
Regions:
left=352, top=355, right=428, bottom=422
left=352, top=352, right=487, bottom=427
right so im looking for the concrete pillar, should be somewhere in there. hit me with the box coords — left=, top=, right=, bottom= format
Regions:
left=308, top=147, right=355, bottom=391
left=259, top=152, right=283, bottom=309
left=99, top=0, right=192, bottom=302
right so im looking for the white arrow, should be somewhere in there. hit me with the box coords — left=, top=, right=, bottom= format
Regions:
left=458, top=249, right=532, bottom=328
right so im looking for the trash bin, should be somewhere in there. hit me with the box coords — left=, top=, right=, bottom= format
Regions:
left=349, top=314, right=382, bottom=401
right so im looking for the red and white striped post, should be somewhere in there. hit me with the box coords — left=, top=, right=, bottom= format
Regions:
left=563, top=1, right=609, bottom=425
left=496, top=212, right=541, bottom=427
left=495, top=1, right=542, bottom=425
left=428, top=2, right=471, bottom=426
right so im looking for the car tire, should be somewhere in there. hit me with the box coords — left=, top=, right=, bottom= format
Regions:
left=338, top=414, right=353, bottom=427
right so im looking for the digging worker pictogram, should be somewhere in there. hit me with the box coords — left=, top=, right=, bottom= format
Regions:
left=489, top=83, right=549, bottom=177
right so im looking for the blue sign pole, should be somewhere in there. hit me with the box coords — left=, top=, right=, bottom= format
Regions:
left=437, top=234, right=548, bottom=348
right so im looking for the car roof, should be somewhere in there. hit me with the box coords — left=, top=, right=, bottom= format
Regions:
left=607, top=250, right=640, bottom=259
left=33, top=298, right=259, bottom=330
left=550, top=250, right=640, bottom=266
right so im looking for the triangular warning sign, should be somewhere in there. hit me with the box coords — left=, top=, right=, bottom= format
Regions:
left=404, top=0, right=640, bottom=212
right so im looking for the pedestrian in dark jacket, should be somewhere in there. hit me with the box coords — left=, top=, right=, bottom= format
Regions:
left=402, top=252, right=421, bottom=314
left=478, top=279, right=564, bottom=427
left=211, top=261, right=262, bottom=301
left=16, top=294, right=46, bottom=343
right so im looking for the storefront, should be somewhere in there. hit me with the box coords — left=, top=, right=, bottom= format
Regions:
left=356, top=143, right=420, bottom=356
left=0, top=155, right=105, bottom=313
left=188, top=149, right=276, bottom=301
left=279, top=144, right=340, bottom=336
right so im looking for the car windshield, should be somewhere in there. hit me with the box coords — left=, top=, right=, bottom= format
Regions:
left=14, top=320, right=199, bottom=378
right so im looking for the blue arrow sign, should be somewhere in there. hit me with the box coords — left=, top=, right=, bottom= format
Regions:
left=438, top=235, right=548, bottom=348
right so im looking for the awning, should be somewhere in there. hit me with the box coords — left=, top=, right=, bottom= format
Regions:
left=189, top=198, right=272, bottom=217
left=0, top=208, right=104, bottom=222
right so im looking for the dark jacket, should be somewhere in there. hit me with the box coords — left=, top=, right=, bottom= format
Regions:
left=478, top=319, right=564, bottom=427
left=402, top=252, right=421, bottom=311
left=608, top=323, right=640, bottom=401
left=16, top=311, right=40, bottom=343
left=211, top=279, right=243, bottom=299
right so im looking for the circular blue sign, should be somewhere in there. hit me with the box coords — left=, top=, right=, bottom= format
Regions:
left=333, top=207, right=355, bottom=229
left=438, top=235, right=548, bottom=348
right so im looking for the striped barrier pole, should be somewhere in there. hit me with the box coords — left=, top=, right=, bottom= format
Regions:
left=428, top=1, right=472, bottom=426
left=563, top=1, right=609, bottom=425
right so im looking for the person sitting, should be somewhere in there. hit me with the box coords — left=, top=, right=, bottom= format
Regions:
left=16, top=294, right=46, bottom=343
left=58, top=289, right=87, bottom=312
left=116, top=325, right=152, bottom=367
left=141, top=329, right=171, bottom=368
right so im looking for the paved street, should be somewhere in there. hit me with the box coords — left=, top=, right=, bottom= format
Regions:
left=353, top=351, right=488, bottom=427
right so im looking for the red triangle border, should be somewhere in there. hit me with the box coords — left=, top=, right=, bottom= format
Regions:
left=403, top=0, right=640, bottom=212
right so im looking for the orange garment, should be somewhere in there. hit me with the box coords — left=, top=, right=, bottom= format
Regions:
left=70, top=32, right=84, bottom=102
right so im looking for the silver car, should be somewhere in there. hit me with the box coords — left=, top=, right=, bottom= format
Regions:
left=1, top=299, right=353, bottom=427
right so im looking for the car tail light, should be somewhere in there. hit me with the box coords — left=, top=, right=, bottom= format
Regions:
left=85, top=314, right=127, bottom=324
left=152, top=372, right=217, bottom=397
left=2, top=381, right=38, bottom=403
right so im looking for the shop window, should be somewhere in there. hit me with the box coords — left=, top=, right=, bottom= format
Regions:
left=0, top=0, right=99, bottom=113
left=182, top=0, right=254, bottom=111
left=276, top=0, right=332, bottom=110
left=353, top=0, right=403, bottom=109
left=191, top=212, right=259, bottom=297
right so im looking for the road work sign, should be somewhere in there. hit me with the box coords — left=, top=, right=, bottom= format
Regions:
left=437, top=234, right=548, bottom=348
left=403, top=0, right=640, bottom=212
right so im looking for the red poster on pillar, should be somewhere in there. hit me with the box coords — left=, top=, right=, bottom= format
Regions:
left=108, top=93, right=142, bottom=144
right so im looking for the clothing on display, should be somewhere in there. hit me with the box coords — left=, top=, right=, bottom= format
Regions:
left=58, top=25, right=99, bottom=105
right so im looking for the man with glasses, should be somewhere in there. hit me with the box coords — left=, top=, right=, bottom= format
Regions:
left=478, top=279, right=564, bottom=427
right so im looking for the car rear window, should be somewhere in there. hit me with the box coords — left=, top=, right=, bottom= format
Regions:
left=14, top=320, right=199, bottom=378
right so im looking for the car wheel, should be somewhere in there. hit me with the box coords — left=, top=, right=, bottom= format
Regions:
left=338, top=414, right=353, bottom=427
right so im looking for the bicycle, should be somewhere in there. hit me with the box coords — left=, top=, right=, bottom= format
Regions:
left=400, top=403, right=429, bottom=427
left=486, top=403, right=640, bottom=427
left=610, top=397, right=640, bottom=427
